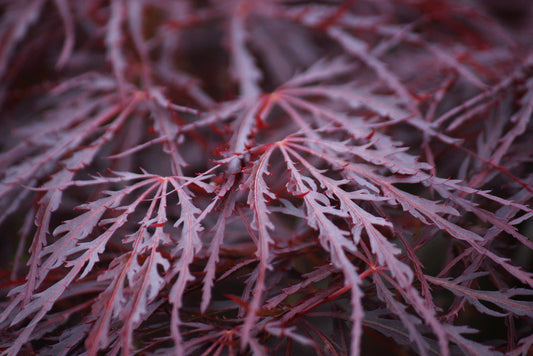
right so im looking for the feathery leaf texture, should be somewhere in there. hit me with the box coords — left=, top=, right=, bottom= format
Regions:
left=1, top=1, right=533, bottom=355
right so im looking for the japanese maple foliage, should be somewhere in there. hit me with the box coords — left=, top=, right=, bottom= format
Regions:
left=1, top=0, right=533, bottom=355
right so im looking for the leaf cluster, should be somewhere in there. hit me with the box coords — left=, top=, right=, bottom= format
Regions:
left=1, top=1, right=533, bottom=355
